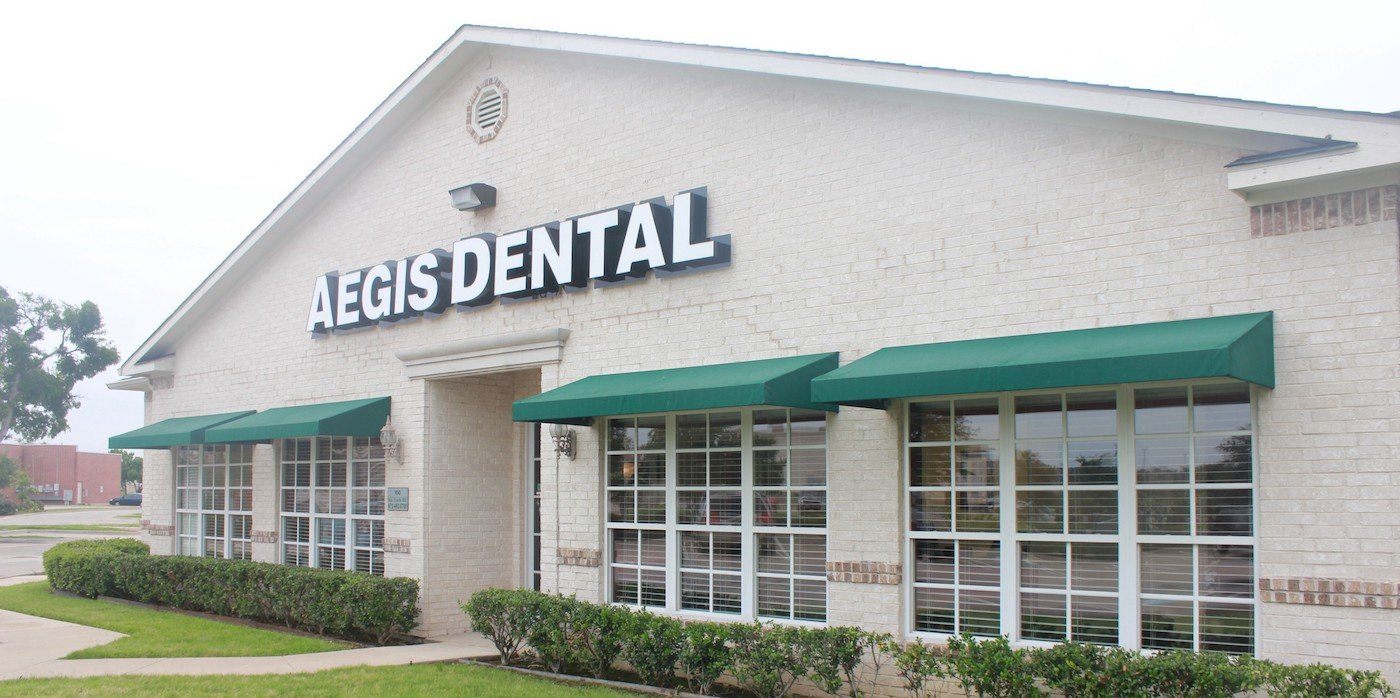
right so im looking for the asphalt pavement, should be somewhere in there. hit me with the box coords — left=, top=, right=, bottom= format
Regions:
left=0, top=504, right=141, bottom=578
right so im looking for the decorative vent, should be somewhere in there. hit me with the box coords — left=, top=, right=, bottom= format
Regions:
left=468, top=78, right=508, bottom=143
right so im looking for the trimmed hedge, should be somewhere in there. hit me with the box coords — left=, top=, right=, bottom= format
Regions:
left=43, top=538, right=419, bottom=644
left=463, top=588, right=1395, bottom=698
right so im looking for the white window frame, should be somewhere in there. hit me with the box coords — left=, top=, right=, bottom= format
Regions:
left=173, top=444, right=253, bottom=560
left=903, top=378, right=1259, bottom=653
left=278, top=436, right=387, bottom=575
left=600, top=407, right=830, bottom=625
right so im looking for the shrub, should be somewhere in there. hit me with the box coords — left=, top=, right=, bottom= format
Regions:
left=1029, top=641, right=1151, bottom=698
left=41, top=538, right=419, bottom=643
left=524, top=593, right=588, bottom=674
left=679, top=621, right=733, bottom=695
left=621, top=611, right=683, bottom=687
left=729, top=622, right=811, bottom=698
left=1138, top=649, right=1263, bottom=698
left=892, top=638, right=945, bottom=697
left=943, top=634, right=1042, bottom=698
left=1261, top=661, right=1394, bottom=698
left=462, top=588, right=536, bottom=665
left=574, top=600, right=632, bottom=678
left=806, top=625, right=887, bottom=696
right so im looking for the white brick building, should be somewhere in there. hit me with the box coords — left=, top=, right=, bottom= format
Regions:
left=109, top=26, right=1400, bottom=681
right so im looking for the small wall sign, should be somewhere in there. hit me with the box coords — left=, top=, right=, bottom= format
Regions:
left=387, top=487, right=409, bottom=511
left=306, top=188, right=731, bottom=334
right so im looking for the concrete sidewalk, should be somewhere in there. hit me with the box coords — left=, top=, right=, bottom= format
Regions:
left=0, top=576, right=497, bottom=680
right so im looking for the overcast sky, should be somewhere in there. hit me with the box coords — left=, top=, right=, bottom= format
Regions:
left=1, top=0, right=1397, bottom=453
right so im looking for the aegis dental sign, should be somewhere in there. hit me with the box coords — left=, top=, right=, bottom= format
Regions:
left=306, top=188, right=730, bottom=334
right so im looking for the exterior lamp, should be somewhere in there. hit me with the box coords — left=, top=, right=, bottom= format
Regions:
left=548, top=422, right=576, bottom=460
left=448, top=183, right=496, bottom=211
left=379, top=417, right=403, bottom=464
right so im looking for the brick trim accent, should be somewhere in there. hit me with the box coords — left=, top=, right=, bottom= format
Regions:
left=558, top=547, right=600, bottom=568
left=1251, top=185, right=1398, bottom=237
left=251, top=530, right=278, bottom=544
left=1259, top=577, right=1400, bottom=609
left=139, top=519, right=150, bottom=531
left=383, top=537, right=411, bottom=554
left=147, top=523, right=174, bottom=537
left=826, top=561, right=902, bottom=585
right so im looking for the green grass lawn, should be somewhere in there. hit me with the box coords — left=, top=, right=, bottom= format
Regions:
left=0, top=581, right=346, bottom=659
left=0, top=524, right=137, bottom=533
left=0, top=663, right=632, bottom=697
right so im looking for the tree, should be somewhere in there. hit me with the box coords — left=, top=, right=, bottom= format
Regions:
left=0, top=286, right=120, bottom=444
left=110, top=448, right=143, bottom=486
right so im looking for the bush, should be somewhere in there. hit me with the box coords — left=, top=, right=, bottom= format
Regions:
left=679, top=621, right=733, bottom=695
left=1029, top=642, right=1151, bottom=698
left=943, top=634, right=1042, bottom=698
left=1263, top=661, right=1396, bottom=698
left=1138, top=649, right=1263, bottom=698
left=462, top=588, right=536, bottom=665
left=621, top=611, right=683, bottom=687
left=892, top=638, right=945, bottom=697
left=524, top=593, right=588, bottom=674
left=575, top=600, right=632, bottom=678
left=42, top=538, right=419, bottom=644
left=729, top=622, right=811, bottom=698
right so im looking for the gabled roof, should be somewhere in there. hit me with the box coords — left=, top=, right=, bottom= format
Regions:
left=117, top=25, right=1400, bottom=375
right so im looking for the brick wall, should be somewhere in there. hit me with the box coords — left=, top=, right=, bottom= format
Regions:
left=135, top=46, right=1400, bottom=678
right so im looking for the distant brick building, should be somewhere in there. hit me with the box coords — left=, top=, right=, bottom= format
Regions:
left=0, top=444, right=123, bottom=505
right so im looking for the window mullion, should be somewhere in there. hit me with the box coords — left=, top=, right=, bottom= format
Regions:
left=740, top=409, right=755, bottom=620
left=1117, top=385, right=1141, bottom=650
left=998, top=393, right=1016, bottom=640
left=666, top=415, right=678, bottom=612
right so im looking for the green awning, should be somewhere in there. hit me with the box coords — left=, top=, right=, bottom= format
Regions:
left=108, top=411, right=255, bottom=450
left=204, top=397, right=391, bottom=443
left=811, top=312, right=1274, bottom=407
left=513, top=353, right=840, bottom=424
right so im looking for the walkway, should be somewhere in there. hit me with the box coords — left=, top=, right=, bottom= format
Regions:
left=0, top=576, right=497, bottom=680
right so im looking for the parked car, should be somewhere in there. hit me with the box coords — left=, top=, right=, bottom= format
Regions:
left=109, top=492, right=142, bottom=506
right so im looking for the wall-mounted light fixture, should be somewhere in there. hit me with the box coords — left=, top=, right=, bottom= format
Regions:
left=380, top=416, right=403, bottom=464
left=548, top=422, right=575, bottom=460
left=448, top=183, right=496, bottom=212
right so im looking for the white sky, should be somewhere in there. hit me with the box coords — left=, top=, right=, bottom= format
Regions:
left=1, top=0, right=1397, bottom=452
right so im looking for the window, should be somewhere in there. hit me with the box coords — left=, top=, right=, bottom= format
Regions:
left=1135, top=384, right=1255, bottom=653
left=604, top=408, right=828, bottom=621
left=174, top=444, right=253, bottom=560
left=280, top=437, right=386, bottom=575
left=906, top=381, right=1256, bottom=653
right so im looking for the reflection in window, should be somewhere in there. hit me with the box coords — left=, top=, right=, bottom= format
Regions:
left=175, top=444, right=253, bottom=560
left=280, top=437, right=386, bottom=575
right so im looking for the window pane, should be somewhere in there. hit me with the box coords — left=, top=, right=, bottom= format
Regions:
left=791, top=450, right=825, bottom=487
left=956, top=491, right=1000, bottom=533
left=911, top=491, right=952, bottom=532
left=955, top=445, right=998, bottom=487
left=678, top=452, right=706, bottom=486
left=960, top=590, right=1000, bottom=636
left=1020, top=542, right=1066, bottom=589
left=755, top=491, right=788, bottom=527
left=637, top=491, right=666, bottom=524
left=1017, top=491, right=1062, bottom=533
left=714, top=575, right=742, bottom=614
left=793, top=535, right=826, bottom=576
left=1016, top=442, right=1063, bottom=485
left=1072, top=595, right=1118, bottom=645
left=757, top=576, right=791, bottom=618
left=613, top=567, right=639, bottom=604
left=710, top=412, right=741, bottom=448
left=913, top=540, right=954, bottom=585
left=1068, top=490, right=1117, bottom=534
left=636, top=417, right=666, bottom=450
left=1193, top=383, right=1251, bottom=432
left=1196, top=489, right=1252, bottom=536
left=755, top=450, right=787, bottom=487
left=1070, top=543, right=1119, bottom=592
left=1015, top=394, right=1063, bottom=439
left=640, top=531, right=666, bottom=567
left=959, top=541, right=1000, bottom=587
left=791, top=491, right=826, bottom=527
left=1200, top=602, right=1254, bottom=654
left=676, top=414, right=707, bottom=449
left=1137, top=489, right=1189, bottom=535
left=608, top=455, right=635, bottom=486
left=794, top=578, right=827, bottom=622
left=1140, top=544, right=1193, bottom=595
left=753, top=409, right=788, bottom=447
left=609, top=490, right=635, bottom=523
left=636, top=455, right=665, bottom=486
left=1068, top=440, right=1117, bottom=485
left=910, top=447, right=952, bottom=487
left=1135, top=387, right=1188, bottom=434
left=608, top=419, right=634, bottom=451
left=713, top=533, right=741, bottom=571
left=909, top=401, right=951, bottom=443
left=612, top=529, right=638, bottom=565
left=1136, top=437, right=1189, bottom=484
left=1200, top=545, right=1254, bottom=598
left=1195, top=435, right=1252, bottom=484
left=955, top=399, right=1000, bottom=441
left=790, top=410, right=827, bottom=446
left=678, top=491, right=707, bottom=525
left=1020, top=592, right=1067, bottom=641
left=757, top=534, right=790, bottom=574
left=914, top=587, right=954, bottom=633
left=1067, top=392, right=1116, bottom=437
left=1142, top=599, right=1193, bottom=650
left=711, top=452, right=742, bottom=486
